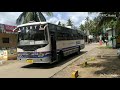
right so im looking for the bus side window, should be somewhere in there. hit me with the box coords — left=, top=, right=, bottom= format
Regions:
left=62, top=33, right=65, bottom=40
left=78, top=34, right=80, bottom=39
left=64, top=33, right=67, bottom=40
left=56, top=33, right=59, bottom=40
left=73, top=34, right=76, bottom=40
left=59, top=33, right=63, bottom=40
left=66, top=33, right=69, bottom=40
left=68, top=33, right=70, bottom=40
left=57, top=32, right=61, bottom=40
left=77, top=34, right=79, bottom=40
left=81, top=35, right=83, bottom=39
left=71, top=34, right=73, bottom=40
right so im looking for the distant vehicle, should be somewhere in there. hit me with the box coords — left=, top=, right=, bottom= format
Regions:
left=13, top=22, right=85, bottom=64
left=88, top=35, right=93, bottom=43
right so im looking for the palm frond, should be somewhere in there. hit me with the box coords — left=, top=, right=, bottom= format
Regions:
left=43, top=12, right=53, bottom=16
left=23, top=12, right=34, bottom=24
left=38, top=12, right=46, bottom=21
left=16, top=12, right=27, bottom=25
left=16, top=12, right=53, bottom=25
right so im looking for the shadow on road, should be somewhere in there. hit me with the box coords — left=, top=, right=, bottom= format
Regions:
left=84, top=49, right=120, bottom=78
left=21, top=51, right=87, bottom=69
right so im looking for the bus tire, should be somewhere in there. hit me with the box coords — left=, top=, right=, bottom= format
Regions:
left=59, top=51, right=64, bottom=61
left=77, top=47, right=80, bottom=55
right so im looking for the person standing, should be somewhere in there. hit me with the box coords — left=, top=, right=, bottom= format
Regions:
left=105, top=37, right=108, bottom=46
left=102, top=36, right=105, bottom=43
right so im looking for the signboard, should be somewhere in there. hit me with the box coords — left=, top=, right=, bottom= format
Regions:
left=4, top=24, right=16, bottom=33
left=0, top=24, right=17, bottom=33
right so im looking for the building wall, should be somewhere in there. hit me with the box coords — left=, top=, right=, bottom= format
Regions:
left=0, top=33, right=17, bottom=48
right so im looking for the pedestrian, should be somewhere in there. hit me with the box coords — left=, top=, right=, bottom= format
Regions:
left=105, top=39, right=108, bottom=46
left=102, top=36, right=105, bottom=43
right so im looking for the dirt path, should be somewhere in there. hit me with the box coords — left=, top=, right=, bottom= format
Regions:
left=51, top=46, right=119, bottom=78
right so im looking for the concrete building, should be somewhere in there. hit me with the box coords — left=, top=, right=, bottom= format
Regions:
left=0, top=23, right=17, bottom=48
left=0, top=33, right=17, bottom=48
left=0, top=24, right=17, bottom=60
left=106, top=28, right=117, bottom=48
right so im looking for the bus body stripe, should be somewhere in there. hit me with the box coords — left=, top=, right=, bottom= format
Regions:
left=18, top=45, right=80, bottom=58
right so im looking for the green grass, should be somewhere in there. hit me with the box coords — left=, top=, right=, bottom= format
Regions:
left=98, top=45, right=113, bottom=49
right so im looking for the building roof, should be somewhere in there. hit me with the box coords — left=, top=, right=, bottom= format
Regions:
left=0, top=23, right=16, bottom=33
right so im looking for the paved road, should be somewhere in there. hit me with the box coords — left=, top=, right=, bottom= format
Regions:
left=0, top=43, right=101, bottom=78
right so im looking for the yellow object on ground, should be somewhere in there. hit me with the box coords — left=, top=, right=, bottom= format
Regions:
left=71, top=70, right=79, bottom=78
left=90, top=57, right=96, bottom=61
left=82, top=62, right=88, bottom=67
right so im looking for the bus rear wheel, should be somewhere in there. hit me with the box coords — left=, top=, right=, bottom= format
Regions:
left=58, top=51, right=64, bottom=61
left=77, top=47, right=80, bottom=55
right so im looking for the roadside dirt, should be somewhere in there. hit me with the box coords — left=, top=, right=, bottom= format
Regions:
left=51, top=46, right=119, bottom=78
left=0, top=60, right=18, bottom=66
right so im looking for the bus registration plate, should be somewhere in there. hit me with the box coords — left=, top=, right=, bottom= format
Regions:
left=26, top=59, right=33, bottom=63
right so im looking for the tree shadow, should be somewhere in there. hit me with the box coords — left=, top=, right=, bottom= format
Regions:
left=86, top=52, right=120, bottom=77
left=21, top=51, right=87, bottom=69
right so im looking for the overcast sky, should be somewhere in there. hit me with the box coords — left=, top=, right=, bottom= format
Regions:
left=0, top=12, right=99, bottom=27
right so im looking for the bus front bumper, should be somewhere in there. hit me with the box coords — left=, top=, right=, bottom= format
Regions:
left=17, top=56, right=52, bottom=63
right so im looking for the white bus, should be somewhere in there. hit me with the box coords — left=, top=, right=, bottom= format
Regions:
left=14, top=22, right=85, bottom=64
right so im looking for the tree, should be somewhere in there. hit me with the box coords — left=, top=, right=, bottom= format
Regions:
left=79, top=24, right=85, bottom=31
left=84, top=17, right=91, bottom=35
left=88, top=12, right=120, bottom=30
left=66, top=18, right=73, bottom=26
left=62, top=24, right=65, bottom=27
left=16, top=12, right=53, bottom=25
left=79, top=17, right=96, bottom=35
left=58, top=21, right=61, bottom=26
left=79, top=16, right=101, bottom=38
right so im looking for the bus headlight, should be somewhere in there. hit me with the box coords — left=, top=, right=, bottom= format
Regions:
left=38, top=53, right=44, bottom=57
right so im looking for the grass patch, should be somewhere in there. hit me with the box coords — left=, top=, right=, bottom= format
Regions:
left=98, top=46, right=113, bottom=49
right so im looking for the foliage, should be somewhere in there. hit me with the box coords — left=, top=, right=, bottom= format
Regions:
left=58, top=21, right=61, bottom=26
left=79, top=24, right=85, bottom=31
left=16, top=12, right=53, bottom=25
left=62, top=24, right=65, bottom=27
left=89, top=12, right=120, bottom=30
left=66, top=18, right=73, bottom=26
left=79, top=17, right=101, bottom=35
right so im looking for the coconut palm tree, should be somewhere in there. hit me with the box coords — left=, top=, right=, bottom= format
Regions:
left=16, top=12, right=53, bottom=25
left=58, top=21, right=61, bottom=26
left=88, top=12, right=120, bottom=29
left=62, top=24, right=65, bottom=27
left=66, top=18, right=73, bottom=26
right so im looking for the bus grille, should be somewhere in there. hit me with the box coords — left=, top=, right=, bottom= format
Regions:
left=18, top=44, right=47, bottom=51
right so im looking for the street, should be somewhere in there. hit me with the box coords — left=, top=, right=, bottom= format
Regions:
left=0, top=43, right=100, bottom=78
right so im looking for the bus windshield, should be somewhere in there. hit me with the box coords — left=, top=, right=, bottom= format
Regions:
left=17, top=25, right=48, bottom=46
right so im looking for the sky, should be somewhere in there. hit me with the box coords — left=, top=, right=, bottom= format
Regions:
left=0, top=12, right=99, bottom=28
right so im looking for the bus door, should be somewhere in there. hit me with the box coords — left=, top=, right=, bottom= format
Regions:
left=50, top=32, right=57, bottom=62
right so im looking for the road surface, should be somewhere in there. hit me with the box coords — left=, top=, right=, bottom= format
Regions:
left=0, top=43, right=100, bottom=78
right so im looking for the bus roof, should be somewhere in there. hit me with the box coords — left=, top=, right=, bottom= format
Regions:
left=17, top=22, right=48, bottom=28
